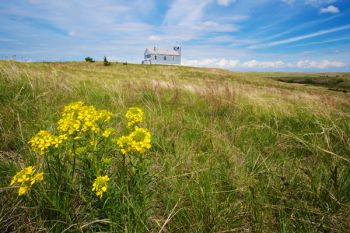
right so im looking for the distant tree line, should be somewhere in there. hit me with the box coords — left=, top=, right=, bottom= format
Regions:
left=84, top=56, right=127, bottom=66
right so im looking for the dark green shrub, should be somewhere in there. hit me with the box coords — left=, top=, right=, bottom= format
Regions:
left=85, top=57, right=95, bottom=63
left=104, top=56, right=111, bottom=66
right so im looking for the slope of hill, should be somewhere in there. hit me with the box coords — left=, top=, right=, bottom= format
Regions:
left=0, top=61, right=349, bottom=232
left=269, top=73, right=350, bottom=92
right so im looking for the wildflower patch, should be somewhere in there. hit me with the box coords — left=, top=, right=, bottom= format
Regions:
left=10, top=101, right=152, bottom=202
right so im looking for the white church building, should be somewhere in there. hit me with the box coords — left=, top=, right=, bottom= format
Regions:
left=142, top=45, right=181, bottom=65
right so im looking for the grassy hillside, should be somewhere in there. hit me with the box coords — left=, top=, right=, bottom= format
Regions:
left=0, top=60, right=349, bottom=232
left=268, top=73, right=350, bottom=93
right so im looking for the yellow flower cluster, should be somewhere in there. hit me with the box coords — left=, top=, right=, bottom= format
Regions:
left=25, top=104, right=153, bottom=200
left=102, top=128, right=115, bottom=138
left=92, top=175, right=110, bottom=198
left=29, top=130, right=67, bottom=155
left=125, top=107, right=144, bottom=128
left=57, top=101, right=112, bottom=135
left=117, top=127, right=151, bottom=155
left=10, top=166, right=44, bottom=196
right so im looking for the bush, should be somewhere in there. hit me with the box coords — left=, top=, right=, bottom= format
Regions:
left=8, top=102, right=153, bottom=232
left=103, top=56, right=111, bottom=66
left=85, top=57, right=95, bottom=62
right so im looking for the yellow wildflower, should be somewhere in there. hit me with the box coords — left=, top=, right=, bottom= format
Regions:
left=102, top=128, right=115, bottom=138
left=116, top=127, right=151, bottom=155
left=52, top=134, right=68, bottom=148
left=18, top=186, right=28, bottom=196
left=57, top=102, right=112, bottom=136
left=92, top=175, right=110, bottom=198
left=116, top=135, right=130, bottom=155
left=125, top=107, right=144, bottom=128
left=10, top=166, right=44, bottom=196
left=29, top=130, right=66, bottom=155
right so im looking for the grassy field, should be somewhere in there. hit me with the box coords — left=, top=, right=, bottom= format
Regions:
left=0, top=60, right=349, bottom=232
left=268, top=73, right=350, bottom=93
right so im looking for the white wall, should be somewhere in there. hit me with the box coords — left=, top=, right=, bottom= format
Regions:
left=149, top=54, right=181, bottom=65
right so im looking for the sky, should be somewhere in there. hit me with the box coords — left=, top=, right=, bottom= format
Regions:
left=0, top=0, right=350, bottom=71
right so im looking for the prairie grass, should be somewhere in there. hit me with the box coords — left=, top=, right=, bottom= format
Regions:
left=0, top=60, right=349, bottom=232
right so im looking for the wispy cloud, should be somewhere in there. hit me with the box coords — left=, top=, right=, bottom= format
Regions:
left=205, top=35, right=258, bottom=45
left=163, top=0, right=210, bottom=26
left=218, top=14, right=250, bottom=21
left=262, top=14, right=342, bottom=41
left=281, top=0, right=337, bottom=6
left=158, top=0, right=242, bottom=44
left=293, top=36, right=350, bottom=47
left=305, top=0, right=337, bottom=7
left=250, top=24, right=350, bottom=48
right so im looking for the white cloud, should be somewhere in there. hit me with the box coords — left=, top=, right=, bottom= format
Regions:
left=242, top=60, right=286, bottom=68
left=182, top=58, right=240, bottom=68
left=217, top=0, right=236, bottom=7
left=296, top=59, right=346, bottom=69
left=217, top=58, right=240, bottom=67
left=320, top=5, right=339, bottom=14
left=183, top=58, right=347, bottom=70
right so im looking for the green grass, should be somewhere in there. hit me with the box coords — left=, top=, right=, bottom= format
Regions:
left=0, top=60, right=350, bottom=232
left=268, top=73, right=350, bottom=92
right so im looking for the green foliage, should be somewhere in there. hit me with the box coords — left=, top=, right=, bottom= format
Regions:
left=103, top=56, right=111, bottom=66
left=85, top=57, right=95, bottom=63
left=0, top=61, right=350, bottom=232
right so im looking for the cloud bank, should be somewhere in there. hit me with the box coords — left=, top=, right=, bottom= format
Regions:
left=182, top=58, right=347, bottom=70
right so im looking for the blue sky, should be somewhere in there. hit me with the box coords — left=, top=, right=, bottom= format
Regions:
left=0, top=0, right=349, bottom=71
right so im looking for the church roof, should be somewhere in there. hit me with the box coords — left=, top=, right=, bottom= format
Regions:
left=145, top=47, right=180, bottom=56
